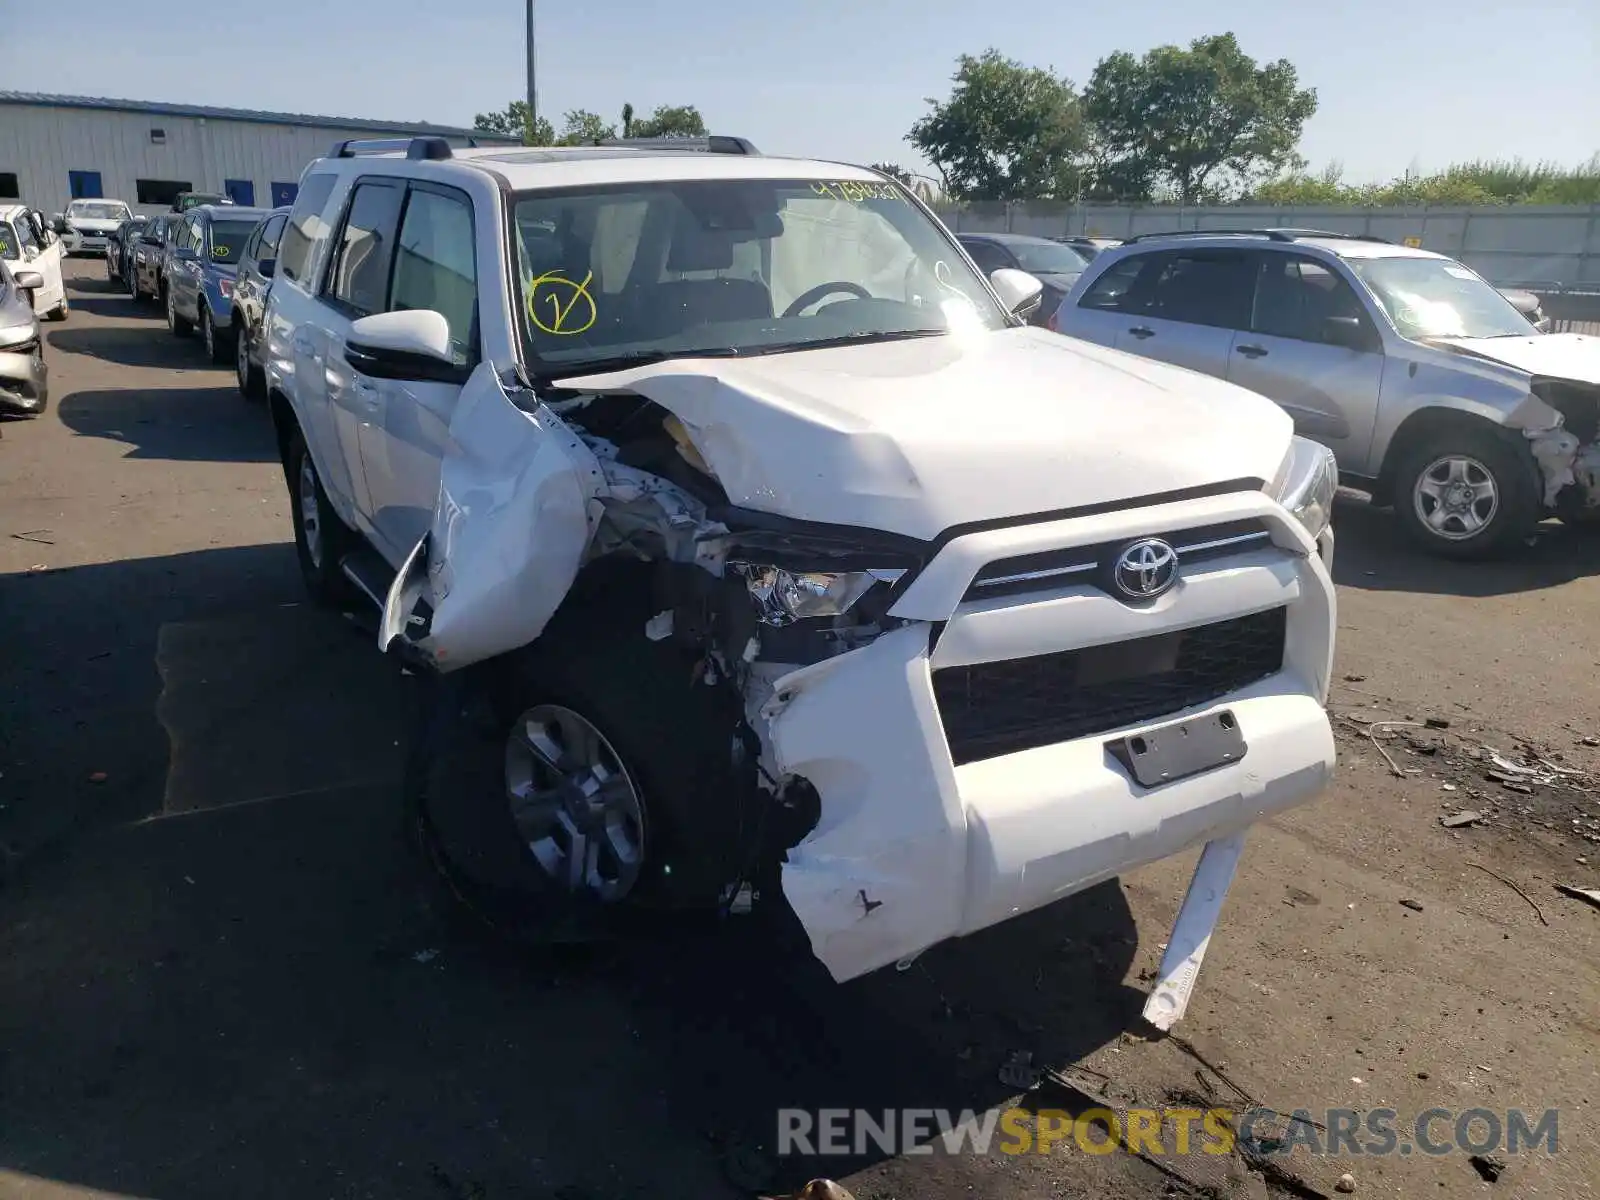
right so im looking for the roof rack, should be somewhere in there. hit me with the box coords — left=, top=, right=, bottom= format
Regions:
left=327, top=135, right=477, bottom=160
left=1124, top=227, right=1391, bottom=245
left=596, top=135, right=760, bottom=155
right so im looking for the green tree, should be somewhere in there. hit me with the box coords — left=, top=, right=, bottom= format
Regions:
left=630, top=104, right=709, bottom=139
left=1085, top=33, right=1317, bottom=203
left=558, top=109, right=617, bottom=145
left=908, top=50, right=1086, bottom=201
left=472, top=101, right=554, bottom=146
left=621, top=103, right=635, bottom=138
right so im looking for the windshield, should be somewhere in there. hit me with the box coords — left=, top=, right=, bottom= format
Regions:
left=511, top=177, right=1006, bottom=375
left=1352, top=257, right=1532, bottom=340
left=1008, top=241, right=1089, bottom=276
left=0, top=223, right=18, bottom=260
left=208, top=220, right=256, bottom=263
left=68, top=201, right=131, bottom=222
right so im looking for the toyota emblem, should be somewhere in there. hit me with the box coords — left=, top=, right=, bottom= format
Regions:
left=1112, top=538, right=1179, bottom=600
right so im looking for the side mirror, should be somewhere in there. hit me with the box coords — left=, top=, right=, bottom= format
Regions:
left=258, top=258, right=276, bottom=279
left=1323, top=315, right=1376, bottom=351
left=51, top=215, right=65, bottom=234
left=345, top=310, right=470, bottom=384
left=990, top=267, right=1045, bottom=318
left=14, top=270, right=44, bottom=292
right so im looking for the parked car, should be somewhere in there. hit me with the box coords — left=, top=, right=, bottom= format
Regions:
left=173, top=191, right=229, bottom=213
left=1497, top=287, right=1553, bottom=333
left=1054, top=235, right=1123, bottom=261
left=262, top=136, right=1337, bottom=993
left=0, top=258, right=49, bottom=415
left=0, top=204, right=68, bottom=321
left=1052, top=228, right=1600, bottom=557
left=956, top=233, right=1090, bottom=325
left=127, top=214, right=174, bottom=302
left=105, top=215, right=150, bottom=284
left=231, top=206, right=290, bottom=400
left=161, top=204, right=272, bottom=363
left=52, top=198, right=134, bottom=257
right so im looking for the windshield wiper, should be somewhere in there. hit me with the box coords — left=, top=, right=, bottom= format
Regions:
left=539, top=346, right=746, bottom=381
left=742, top=328, right=948, bottom=356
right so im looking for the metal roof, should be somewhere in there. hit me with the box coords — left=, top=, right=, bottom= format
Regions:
left=0, top=91, right=518, bottom=142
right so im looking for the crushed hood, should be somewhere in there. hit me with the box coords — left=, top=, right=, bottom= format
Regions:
left=562, top=327, right=1291, bottom=540
left=1436, top=332, right=1600, bottom=387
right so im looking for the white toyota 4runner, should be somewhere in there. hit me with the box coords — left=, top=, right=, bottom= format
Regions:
left=263, top=135, right=1338, bottom=1005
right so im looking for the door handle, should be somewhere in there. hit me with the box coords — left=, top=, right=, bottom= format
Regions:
left=1235, top=344, right=1269, bottom=359
left=1127, top=325, right=1155, bottom=339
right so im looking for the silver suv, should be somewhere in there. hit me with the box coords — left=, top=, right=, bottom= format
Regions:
left=1052, top=229, right=1600, bottom=558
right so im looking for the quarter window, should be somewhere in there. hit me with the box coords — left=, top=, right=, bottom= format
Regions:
left=278, top=173, right=338, bottom=286
left=1077, top=256, right=1146, bottom=312
left=326, top=181, right=405, bottom=317
left=390, top=187, right=478, bottom=362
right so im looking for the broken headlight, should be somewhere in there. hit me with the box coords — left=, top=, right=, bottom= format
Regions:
left=1270, top=436, right=1339, bottom=542
left=742, top=567, right=880, bottom=627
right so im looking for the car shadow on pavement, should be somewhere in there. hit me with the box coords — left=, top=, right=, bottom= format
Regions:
left=1331, top=492, right=1600, bottom=597
left=65, top=295, right=157, bottom=320
left=0, top=541, right=1146, bottom=1200
left=47, top=326, right=206, bottom=369
left=54, top=386, right=276, bottom=462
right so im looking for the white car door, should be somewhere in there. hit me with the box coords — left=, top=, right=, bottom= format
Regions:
left=11, top=216, right=65, bottom=316
left=354, top=182, right=481, bottom=560
left=317, top=178, right=408, bottom=543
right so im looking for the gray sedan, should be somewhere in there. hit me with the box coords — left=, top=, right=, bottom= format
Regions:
left=0, top=259, right=49, bottom=416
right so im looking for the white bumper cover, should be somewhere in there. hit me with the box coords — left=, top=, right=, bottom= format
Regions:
left=768, top=491, right=1336, bottom=982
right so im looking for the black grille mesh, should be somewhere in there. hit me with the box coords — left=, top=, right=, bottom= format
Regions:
left=934, top=607, right=1286, bottom=765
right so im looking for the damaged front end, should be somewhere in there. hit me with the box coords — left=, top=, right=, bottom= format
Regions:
left=1523, top=377, right=1600, bottom=516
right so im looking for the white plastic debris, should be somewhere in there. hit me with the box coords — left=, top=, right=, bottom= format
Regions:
left=644, top=610, right=674, bottom=642
left=1143, top=832, right=1247, bottom=1031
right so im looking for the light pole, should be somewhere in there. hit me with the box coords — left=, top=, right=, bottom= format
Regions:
left=525, top=0, right=538, bottom=141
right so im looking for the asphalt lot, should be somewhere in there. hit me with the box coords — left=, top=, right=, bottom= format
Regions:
left=2, top=260, right=1599, bottom=1200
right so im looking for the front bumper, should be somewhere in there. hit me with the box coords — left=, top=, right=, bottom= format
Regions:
left=0, top=349, right=49, bottom=414
left=765, top=491, right=1337, bottom=981
left=66, top=231, right=111, bottom=254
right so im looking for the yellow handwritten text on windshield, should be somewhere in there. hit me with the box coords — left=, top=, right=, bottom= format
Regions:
left=810, top=181, right=906, bottom=203
left=527, top=269, right=597, bottom=335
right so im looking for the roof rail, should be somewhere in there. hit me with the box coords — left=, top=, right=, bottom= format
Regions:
left=1123, top=227, right=1390, bottom=245
left=326, top=135, right=476, bottom=160
left=596, top=135, right=760, bottom=155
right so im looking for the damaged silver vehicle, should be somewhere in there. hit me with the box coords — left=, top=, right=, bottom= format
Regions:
left=1053, top=230, right=1600, bottom=556
left=262, top=136, right=1338, bottom=1009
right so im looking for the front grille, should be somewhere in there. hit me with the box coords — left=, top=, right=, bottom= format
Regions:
left=963, top=519, right=1272, bottom=603
left=933, top=607, right=1286, bottom=765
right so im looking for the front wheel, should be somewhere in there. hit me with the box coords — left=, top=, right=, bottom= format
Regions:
left=235, top=313, right=265, bottom=401
left=405, top=592, right=755, bottom=944
left=44, top=297, right=69, bottom=322
left=1391, top=423, right=1541, bottom=559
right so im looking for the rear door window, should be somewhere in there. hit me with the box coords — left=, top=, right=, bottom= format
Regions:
left=277, top=173, right=338, bottom=287
left=1144, top=251, right=1255, bottom=329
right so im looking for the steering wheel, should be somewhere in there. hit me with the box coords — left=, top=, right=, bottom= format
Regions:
left=781, top=281, right=873, bottom=319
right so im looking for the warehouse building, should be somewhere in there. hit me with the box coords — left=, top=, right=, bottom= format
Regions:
left=0, top=91, right=519, bottom=214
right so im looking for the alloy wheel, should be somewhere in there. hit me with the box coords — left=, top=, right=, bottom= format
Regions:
left=298, top=454, right=323, bottom=569
left=1413, top=455, right=1499, bottom=541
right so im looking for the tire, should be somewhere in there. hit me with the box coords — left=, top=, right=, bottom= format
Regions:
left=45, top=297, right=69, bottom=322
left=285, top=428, right=354, bottom=606
left=234, top=312, right=265, bottom=401
left=200, top=303, right=230, bottom=366
left=1390, top=421, right=1542, bottom=559
left=405, top=583, right=756, bottom=945
left=127, top=267, right=141, bottom=301
left=1555, top=487, right=1600, bottom=529
left=165, top=285, right=193, bottom=336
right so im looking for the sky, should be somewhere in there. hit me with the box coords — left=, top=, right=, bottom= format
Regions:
left=10, top=0, right=1598, bottom=186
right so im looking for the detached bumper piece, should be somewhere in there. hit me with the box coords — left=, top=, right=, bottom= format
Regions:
left=0, top=348, right=48, bottom=415
left=933, top=607, right=1287, bottom=766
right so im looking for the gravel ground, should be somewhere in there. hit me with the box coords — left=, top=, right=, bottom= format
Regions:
left=1, top=261, right=1597, bottom=1200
